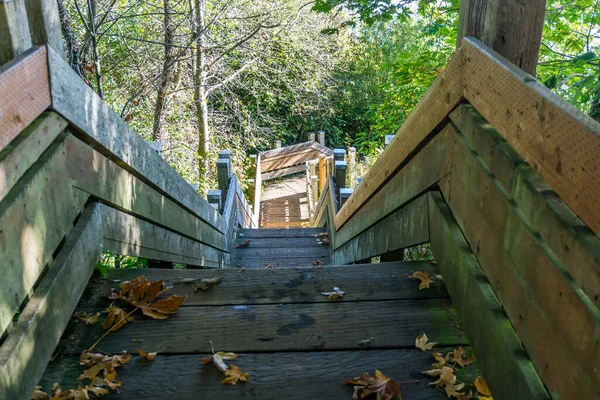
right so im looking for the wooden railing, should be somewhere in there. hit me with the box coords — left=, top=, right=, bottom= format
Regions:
left=311, top=37, right=600, bottom=400
left=0, top=44, right=252, bottom=398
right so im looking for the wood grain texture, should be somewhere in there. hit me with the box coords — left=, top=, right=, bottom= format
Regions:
left=64, top=135, right=226, bottom=251
left=24, top=0, right=64, bottom=56
left=457, top=0, right=545, bottom=75
left=62, top=298, right=465, bottom=354
left=103, top=206, right=226, bottom=268
left=0, top=46, right=50, bottom=151
left=40, top=349, right=480, bottom=400
left=0, top=0, right=32, bottom=64
left=462, top=38, right=600, bottom=237
left=0, top=136, right=88, bottom=336
left=237, top=228, right=326, bottom=238
left=46, top=46, right=225, bottom=233
left=253, top=154, right=261, bottom=227
left=428, top=191, right=550, bottom=400
left=0, top=202, right=102, bottom=400
left=334, top=125, right=457, bottom=249
left=261, top=149, right=325, bottom=173
left=333, top=194, right=429, bottom=264
left=232, top=256, right=331, bottom=268
left=261, top=164, right=305, bottom=181
left=0, top=112, right=67, bottom=201
left=334, top=48, right=464, bottom=231
left=77, top=262, right=449, bottom=308
left=447, top=135, right=600, bottom=398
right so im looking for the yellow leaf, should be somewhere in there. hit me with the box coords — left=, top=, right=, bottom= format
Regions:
left=415, top=333, right=438, bottom=351
left=475, top=377, right=493, bottom=399
left=137, top=348, right=162, bottom=360
left=445, top=347, right=475, bottom=367
left=409, top=271, right=433, bottom=290
left=221, top=365, right=249, bottom=385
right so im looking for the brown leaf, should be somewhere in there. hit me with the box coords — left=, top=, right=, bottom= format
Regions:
left=202, top=351, right=239, bottom=372
left=109, top=277, right=187, bottom=319
left=415, top=333, right=438, bottom=351
left=102, top=305, right=133, bottom=331
left=431, top=351, right=446, bottom=368
left=474, top=377, right=492, bottom=399
left=73, top=312, right=100, bottom=325
left=31, top=386, right=49, bottom=399
left=234, top=239, right=252, bottom=248
left=193, top=277, right=223, bottom=292
left=70, top=384, right=109, bottom=400
left=78, top=351, right=131, bottom=380
left=313, top=260, right=324, bottom=266
left=137, top=348, right=162, bottom=361
left=221, top=364, right=250, bottom=385
left=343, top=370, right=402, bottom=400
left=322, top=286, right=345, bottom=300
left=409, top=271, right=433, bottom=290
left=96, top=371, right=122, bottom=392
left=445, top=347, right=475, bottom=367
left=423, top=366, right=456, bottom=388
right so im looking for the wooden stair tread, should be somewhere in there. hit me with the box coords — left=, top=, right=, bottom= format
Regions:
left=231, top=257, right=331, bottom=268
left=40, top=348, right=481, bottom=399
left=237, top=228, right=325, bottom=238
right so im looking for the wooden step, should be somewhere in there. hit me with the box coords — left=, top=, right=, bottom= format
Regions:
left=40, top=348, right=480, bottom=399
left=233, top=236, right=328, bottom=248
left=234, top=246, right=329, bottom=258
left=232, top=256, right=331, bottom=268
left=237, top=228, right=326, bottom=238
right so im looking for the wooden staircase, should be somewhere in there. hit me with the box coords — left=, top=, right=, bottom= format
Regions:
left=40, top=259, right=480, bottom=399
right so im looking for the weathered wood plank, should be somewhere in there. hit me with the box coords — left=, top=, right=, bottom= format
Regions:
left=253, top=154, right=261, bottom=227
left=237, top=228, right=326, bottom=238
left=261, top=149, right=325, bottom=173
left=46, top=46, right=225, bottom=233
left=462, top=37, right=600, bottom=237
left=261, top=164, right=305, bottom=181
left=40, top=348, right=480, bottom=399
left=232, top=256, right=330, bottom=268
left=333, top=194, right=429, bottom=265
left=334, top=125, right=456, bottom=249
left=427, top=191, right=550, bottom=400
left=63, top=299, right=466, bottom=354
left=103, top=206, right=226, bottom=268
left=0, top=202, right=102, bottom=400
left=77, top=262, right=449, bottom=308
left=0, top=136, right=88, bottom=336
left=233, top=237, right=325, bottom=248
left=0, top=112, right=67, bottom=201
left=457, top=0, right=545, bottom=75
left=334, top=48, right=464, bottom=231
left=223, top=173, right=238, bottom=254
left=234, top=246, right=328, bottom=258
left=0, top=46, right=50, bottom=151
left=260, top=141, right=332, bottom=160
left=0, top=0, right=32, bottom=65
left=25, top=0, right=64, bottom=56
left=64, top=135, right=226, bottom=251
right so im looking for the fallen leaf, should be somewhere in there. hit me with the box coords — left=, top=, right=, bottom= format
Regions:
left=356, top=337, right=375, bottom=347
left=102, top=305, right=133, bottom=331
left=431, top=351, right=446, bottom=368
left=313, top=260, right=324, bottom=266
left=415, top=333, right=438, bottom=351
left=137, top=348, right=162, bottom=360
left=202, top=351, right=239, bottom=372
left=445, top=382, right=466, bottom=398
left=409, top=271, right=433, bottom=290
left=343, top=370, right=401, bottom=400
left=263, top=264, right=280, bottom=269
left=96, top=371, right=122, bottom=392
left=446, top=347, right=475, bottom=367
left=31, top=386, right=49, bottom=399
left=109, top=276, right=187, bottom=319
left=474, top=377, right=492, bottom=399
left=193, top=277, right=223, bottom=292
left=234, top=239, right=252, bottom=248
left=423, top=366, right=456, bottom=388
left=322, top=286, right=345, bottom=300
left=73, top=312, right=100, bottom=325
left=69, top=383, right=109, bottom=399
left=221, top=364, right=250, bottom=385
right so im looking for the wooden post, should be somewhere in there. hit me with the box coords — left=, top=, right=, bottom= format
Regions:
left=311, top=175, right=319, bottom=205
left=348, top=147, right=356, bottom=189
left=334, top=160, right=347, bottom=199
left=216, top=158, right=231, bottom=199
left=308, top=132, right=315, bottom=142
left=317, top=131, right=325, bottom=146
left=218, top=150, right=231, bottom=160
left=318, top=156, right=327, bottom=193
left=333, top=148, right=346, bottom=162
left=25, top=0, right=64, bottom=56
left=207, top=189, right=222, bottom=210
left=0, top=0, right=32, bottom=65
left=457, top=0, right=546, bottom=75
left=339, top=188, right=353, bottom=208
left=275, top=140, right=281, bottom=149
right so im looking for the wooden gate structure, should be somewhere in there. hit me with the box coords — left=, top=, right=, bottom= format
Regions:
left=1, top=0, right=599, bottom=399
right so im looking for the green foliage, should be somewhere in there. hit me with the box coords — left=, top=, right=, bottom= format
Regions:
left=97, top=250, right=148, bottom=275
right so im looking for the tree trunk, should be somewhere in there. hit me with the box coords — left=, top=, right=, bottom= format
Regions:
left=152, top=0, right=175, bottom=141
left=194, top=0, right=210, bottom=193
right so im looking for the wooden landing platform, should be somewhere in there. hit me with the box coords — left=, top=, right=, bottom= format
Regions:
left=260, top=177, right=310, bottom=228
left=40, top=262, right=481, bottom=398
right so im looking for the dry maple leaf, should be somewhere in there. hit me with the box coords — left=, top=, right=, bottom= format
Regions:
left=423, top=366, right=456, bottom=388
left=415, top=333, right=438, bottom=351
left=31, top=386, right=49, bottom=399
left=102, top=305, right=133, bottom=331
left=202, top=351, right=239, bottom=372
left=73, top=312, right=100, bottom=325
left=137, top=348, right=162, bottom=360
left=431, top=352, right=446, bottom=368
left=343, top=370, right=402, bottom=400
left=69, top=383, right=110, bottom=400
left=445, top=347, right=475, bottom=367
left=445, top=382, right=466, bottom=398
left=78, top=351, right=131, bottom=381
left=474, top=377, right=492, bottom=399
left=193, top=277, right=223, bottom=292
left=221, top=364, right=250, bottom=385
left=322, top=286, right=345, bottom=300
left=109, top=276, right=187, bottom=319
left=95, top=371, right=122, bottom=392
left=409, top=271, right=433, bottom=290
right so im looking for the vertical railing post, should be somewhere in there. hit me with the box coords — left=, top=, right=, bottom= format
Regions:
left=308, top=132, right=315, bottom=142
left=0, top=0, right=32, bottom=65
left=207, top=189, right=222, bottom=210
left=334, top=160, right=347, bottom=202
left=339, top=188, right=353, bottom=208
left=348, top=147, right=356, bottom=189
left=317, top=131, right=325, bottom=146
left=275, top=140, right=281, bottom=149
left=217, top=151, right=231, bottom=205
